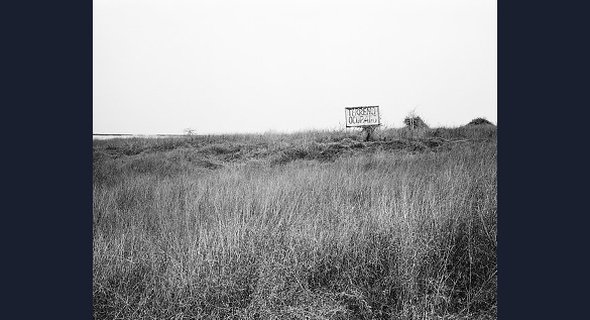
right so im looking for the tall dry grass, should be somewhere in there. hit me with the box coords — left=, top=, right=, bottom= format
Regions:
left=93, top=127, right=496, bottom=319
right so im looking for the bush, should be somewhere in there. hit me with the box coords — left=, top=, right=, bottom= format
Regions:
left=403, top=116, right=429, bottom=129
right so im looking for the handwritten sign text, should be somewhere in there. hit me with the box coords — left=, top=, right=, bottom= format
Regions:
left=345, top=106, right=380, bottom=127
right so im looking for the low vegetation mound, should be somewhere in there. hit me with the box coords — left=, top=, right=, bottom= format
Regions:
left=467, top=117, right=495, bottom=126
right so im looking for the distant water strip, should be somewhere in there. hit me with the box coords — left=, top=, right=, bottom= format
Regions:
left=93, top=134, right=184, bottom=140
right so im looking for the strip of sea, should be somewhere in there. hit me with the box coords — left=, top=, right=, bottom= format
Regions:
left=93, top=134, right=185, bottom=140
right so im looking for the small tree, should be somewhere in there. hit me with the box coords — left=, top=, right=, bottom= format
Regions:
left=183, top=128, right=196, bottom=136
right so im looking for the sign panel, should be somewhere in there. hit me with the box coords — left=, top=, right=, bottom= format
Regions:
left=345, top=106, right=380, bottom=127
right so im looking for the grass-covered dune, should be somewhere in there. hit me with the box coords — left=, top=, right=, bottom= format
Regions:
left=93, top=126, right=497, bottom=319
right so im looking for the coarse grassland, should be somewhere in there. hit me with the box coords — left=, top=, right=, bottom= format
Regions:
left=93, top=126, right=496, bottom=320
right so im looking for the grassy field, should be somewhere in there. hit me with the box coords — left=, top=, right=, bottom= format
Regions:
left=93, top=126, right=497, bottom=319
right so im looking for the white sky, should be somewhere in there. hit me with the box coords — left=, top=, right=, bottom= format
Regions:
left=93, top=0, right=496, bottom=134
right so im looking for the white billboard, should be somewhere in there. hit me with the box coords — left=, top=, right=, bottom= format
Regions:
left=345, top=106, right=380, bottom=127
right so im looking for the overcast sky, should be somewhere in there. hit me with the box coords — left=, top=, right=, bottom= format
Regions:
left=94, top=0, right=496, bottom=134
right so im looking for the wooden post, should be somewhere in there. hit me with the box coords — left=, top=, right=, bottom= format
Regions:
left=363, top=125, right=377, bottom=141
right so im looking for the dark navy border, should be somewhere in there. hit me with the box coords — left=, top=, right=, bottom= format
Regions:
left=3, top=1, right=93, bottom=319
left=498, top=1, right=588, bottom=319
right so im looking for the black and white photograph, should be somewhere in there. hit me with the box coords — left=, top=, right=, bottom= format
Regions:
left=93, top=0, right=496, bottom=319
